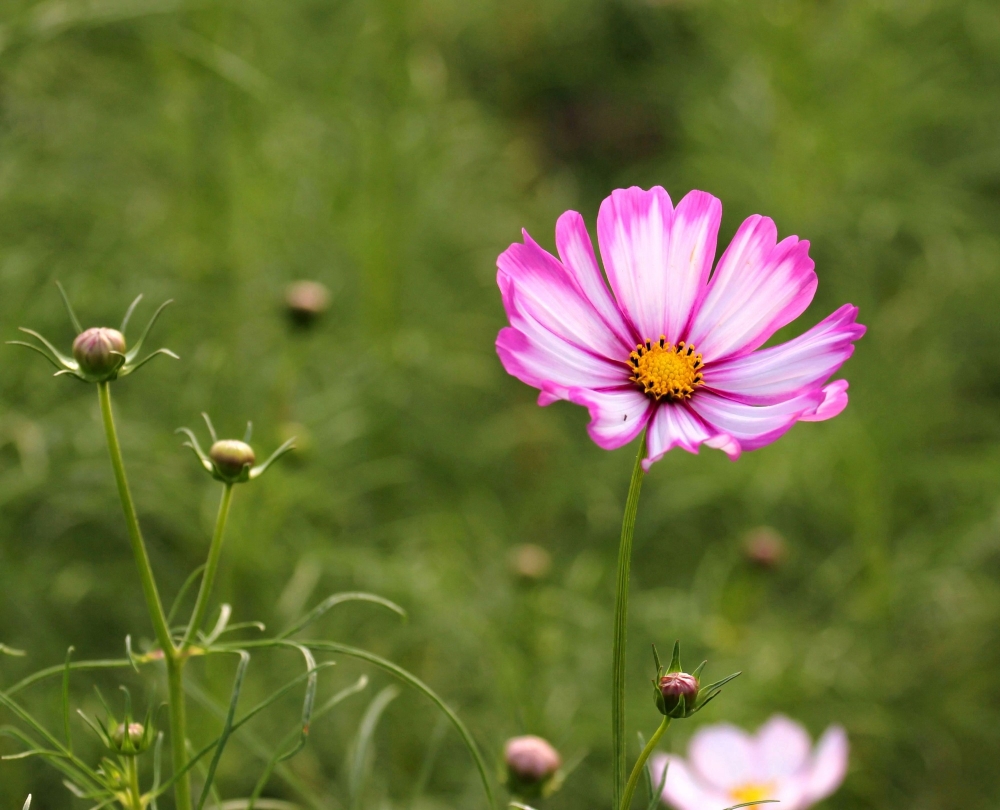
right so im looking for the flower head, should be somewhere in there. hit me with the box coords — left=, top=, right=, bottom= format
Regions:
left=8, top=282, right=178, bottom=383
left=495, top=187, right=865, bottom=468
left=652, top=642, right=739, bottom=719
left=178, top=413, right=294, bottom=484
left=286, top=280, right=330, bottom=326
left=650, top=715, right=848, bottom=810
left=78, top=687, right=155, bottom=757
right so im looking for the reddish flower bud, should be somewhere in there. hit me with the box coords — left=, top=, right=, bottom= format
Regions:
left=504, top=735, right=561, bottom=795
left=658, top=672, right=700, bottom=716
left=286, top=280, right=330, bottom=326
left=210, top=440, right=256, bottom=479
left=72, top=327, right=126, bottom=377
left=743, top=526, right=786, bottom=568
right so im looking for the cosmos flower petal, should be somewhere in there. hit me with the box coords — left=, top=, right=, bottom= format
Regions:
left=567, top=386, right=653, bottom=450
left=643, top=404, right=713, bottom=470
left=687, top=215, right=817, bottom=362
left=652, top=754, right=731, bottom=810
left=757, top=715, right=812, bottom=779
left=804, top=726, right=849, bottom=803
left=689, top=723, right=758, bottom=791
left=556, top=210, right=635, bottom=348
left=689, top=389, right=825, bottom=454
left=498, top=229, right=629, bottom=362
left=705, top=305, right=865, bottom=405
left=799, top=379, right=850, bottom=422
left=598, top=187, right=722, bottom=342
left=496, top=306, right=629, bottom=400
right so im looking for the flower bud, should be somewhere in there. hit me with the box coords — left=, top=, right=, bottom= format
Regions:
left=504, top=735, right=561, bottom=797
left=657, top=672, right=700, bottom=717
left=509, top=543, right=552, bottom=581
left=111, top=722, right=145, bottom=749
left=743, top=526, right=786, bottom=568
left=286, top=280, right=330, bottom=326
left=72, top=327, right=126, bottom=377
left=209, top=440, right=256, bottom=480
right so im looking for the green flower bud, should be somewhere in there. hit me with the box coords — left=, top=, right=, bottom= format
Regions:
left=72, top=327, right=126, bottom=377
left=504, top=735, right=562, bottom=798
left=111, top=722, right=145, bottom=749
left=209, top=440, right=255, bottom=480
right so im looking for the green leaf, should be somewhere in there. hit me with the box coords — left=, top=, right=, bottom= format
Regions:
left=167, top=564, right=207, bottom=626
left=61, top=647, right=74, bottom=752
left=720, top=801, right=779, bottom=810
left=124, top=298, right=173, bottom=361
left=645, top=757, right=668, bottom=810
left=0, top=643, right=26, bottom=657
left=120, top=294, right=143, bottom=335
left=349, top=685, right=400, bottom=810
left=196, top=651, right=251, bottom=810
left=54, top=281, right=83, bottom=333
left=6, top=657, right=133, bottom=696
left=279, top=592, right=406, bottom=639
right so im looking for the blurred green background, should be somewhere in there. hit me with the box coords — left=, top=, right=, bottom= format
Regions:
left=2, top=0, right=1000, bottom=807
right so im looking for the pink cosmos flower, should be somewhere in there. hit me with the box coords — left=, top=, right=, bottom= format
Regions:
left=649, top=715, right=848, bottom=810
left=495, top=187, right=865, bottom=468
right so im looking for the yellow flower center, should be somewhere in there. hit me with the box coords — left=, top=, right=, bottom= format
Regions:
left=729, top=783, right=776, bottom=805
left=629, top=336, right=704, bottom=402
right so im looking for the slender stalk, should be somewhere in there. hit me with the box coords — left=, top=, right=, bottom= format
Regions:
left=620, top=716, right=669, bottom=810
left=126, top=756, right=142, bottom=810
left=167, top=657, right=193, bottom=810
left=97, top=382, right=174, bottom=657
left=612, top=436, right=646, bottom=810
left=182, top=483, right=234, bottom=650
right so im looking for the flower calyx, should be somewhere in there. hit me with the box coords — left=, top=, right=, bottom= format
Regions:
left=178, top=413, right=295, bottom=484
left=7, top=282, right=178, bottom=383
left=78, top=686, right=155, bottom=757
left=651, top=641, right=740, bottom=719
left=503, top=735, right=564, bottom=799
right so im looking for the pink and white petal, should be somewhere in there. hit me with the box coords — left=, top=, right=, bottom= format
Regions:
left=652, top=755, right=731, bottom=810
left=568, top=386, right=653, bottom=450
left=756, top=715, right=812, bottom=779
left=687, top=215, right=817, bottom=362
left=705, top=305, right=865, bottom=405
left=689, top=723, right=758, bottom=791
left=597, top=186, right=673, bottom=340
left=689, top=389, right=825, bottom=454
left=642, top=403, right=713, bottom=470
left=498, top=230, right=629, bottom=362
left=556, top=210, right=635, bottom=347
left=496, top=308, right=628, bottom=399
left=597, top=187, right=722, bottom=344
left=799, top=379, right=850, bottom=422
left=767, top=776, right=812, bottom=810
left=804, top=726, right=849, bottom=803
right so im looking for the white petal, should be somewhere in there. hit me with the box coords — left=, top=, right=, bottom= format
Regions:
left=689, top=723, right=758, bottom=791
left=567, top=386, right=653, bottom=450
left=642, top=403, right=714, bottom=470
left=653, top=754, right=731, bottom=810
left=805, top=726, right=849, bottom=803
left=756, top=715, right=812, bottom=780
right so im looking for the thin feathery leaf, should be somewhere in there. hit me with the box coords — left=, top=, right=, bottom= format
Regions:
left=55, top=281, right=83, bottom=333
left=202, top=604, right=233, bottom=646
left=7, top=658, right=134, bottom=696
left=196, top=651, right=251, bottom=810
left=168, top=564, right=206, bottom=626
left=17, top=328, right=76, bottom=367
left=6, top=340, right=63, bottom=370
left=349, top=686, right=400, bottom=810
left=120, top=294, right=143, bottom=334
left=125, top=298, right=173, bottom=360
left=646, top=758, right=668, bottom=810
left=151, top=732, right=164, bottom=810
left=721, top=802, right=779, bottom=810
left=0, top=643, right=26, bottom=657
left=62, top=647, right=74, bottom=751
left=249, top=437, right=296, bottom=480
left=123, top=347, right=179, bottom=375
left=279, top=592, right=406, bottom=639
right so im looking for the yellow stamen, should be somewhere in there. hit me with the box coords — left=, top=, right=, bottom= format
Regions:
left=629, top=336, right=704, bottom=402
left=729, top=783, right=776, bottom=804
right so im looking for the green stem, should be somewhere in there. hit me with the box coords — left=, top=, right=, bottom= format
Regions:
left=620, top=716, right=669, bottom=810
left=182, top=483, right=234, bottom=650
left=612, top=435, right=646, bottom=810
left=126, top=756, right=142, bottom=810
left=167, top=657, right=193, bottom=810
left=96, top=382, right=174, bottom=656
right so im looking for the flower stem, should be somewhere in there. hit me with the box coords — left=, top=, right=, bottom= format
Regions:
left=96, top=382, right=173, bottom=656
left=620, top=716, right=669, bottom=810
left=126, top=756, right=142, bottom=810
left=612, top=435, right=646, bottom=810
left=166, top=656, right=192, bottom=810
left=182, top=483, right=234, bottom=650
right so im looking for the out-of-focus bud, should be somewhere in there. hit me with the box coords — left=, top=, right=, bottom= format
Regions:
left=210, top=439, right=256, bottom=480
left=285, top=280, right=330, bottom=326
left=743, top=526, right=786, bottom=568
left=509, top=543, right=552, bottom=581
left=111, top=722, right=145, bottom=750
left=657, top=672, right=700, bottom=717
left=504, top=735, right=562, bottom=798
left=651, top=641, right=740, bottom=720
left=72, top=327, right=126, bottom=377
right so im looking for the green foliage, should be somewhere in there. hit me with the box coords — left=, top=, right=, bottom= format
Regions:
left=1, top=0, right=1000, bottom=808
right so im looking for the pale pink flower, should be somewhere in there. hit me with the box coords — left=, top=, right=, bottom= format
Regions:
left=650, top=716, right=848, bottom=810
left=495, top=186, right=865, bottom=468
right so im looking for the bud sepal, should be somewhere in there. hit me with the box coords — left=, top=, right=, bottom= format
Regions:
left=77, top=686, right=155, bottom=757
left=178, top=413, right=295, bottom=484
left=7, top=282, right=178, bottom=383
left=651, top=641, right=740, bottom=719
